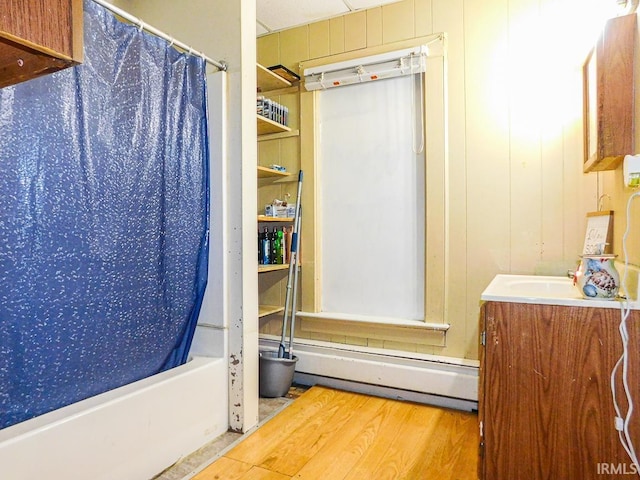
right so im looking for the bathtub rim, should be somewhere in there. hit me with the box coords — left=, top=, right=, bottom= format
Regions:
left=0, top=355, right=224, bottom=443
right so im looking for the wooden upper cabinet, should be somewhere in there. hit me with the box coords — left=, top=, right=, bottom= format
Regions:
left=583, top=13, right=636, bottom=172
left=0, top=0, right=83, bottom=89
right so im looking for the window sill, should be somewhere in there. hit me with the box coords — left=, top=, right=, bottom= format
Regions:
left=296, top=311, right=449, bottom=331
left=296, top=312, right=450, bottom=348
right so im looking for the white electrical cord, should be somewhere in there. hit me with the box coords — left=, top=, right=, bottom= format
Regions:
left=611, top=190, right=640, bottom=475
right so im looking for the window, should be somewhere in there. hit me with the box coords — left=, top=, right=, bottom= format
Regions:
left=299, top=36, right=448, bottom=336
left=318, top=74, right=426, bottom=321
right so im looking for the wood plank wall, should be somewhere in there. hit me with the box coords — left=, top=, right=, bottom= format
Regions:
left=257, top=0, right=598, bottom=361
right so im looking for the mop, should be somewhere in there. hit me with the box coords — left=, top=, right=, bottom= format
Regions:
left=278, top=170, right=303, bottom=359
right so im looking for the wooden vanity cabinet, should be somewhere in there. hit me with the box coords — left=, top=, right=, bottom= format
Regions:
left=479, top=302, right=640, bottom=479
left=0, top=0, right=83, bottom=89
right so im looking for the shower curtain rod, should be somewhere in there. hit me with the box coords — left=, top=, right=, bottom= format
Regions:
left=91, top=0, right=227, bottom=71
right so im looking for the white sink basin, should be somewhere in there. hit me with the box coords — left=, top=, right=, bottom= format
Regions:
left=481, top=274, right=626, bottom=308
left=482, top=275, right=580, bottom=300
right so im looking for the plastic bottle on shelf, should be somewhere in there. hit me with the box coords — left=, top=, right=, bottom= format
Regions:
left=263, top=98, right=271, bottom=120
left=281, top=227, right=287, bottom=264
left=271, top=227, right=280, bottom=264
left=275, top=228, right=284, bottom=264
left=257, top=96, right=264, bottom=116
left=261, top=227, right=271, bottom=265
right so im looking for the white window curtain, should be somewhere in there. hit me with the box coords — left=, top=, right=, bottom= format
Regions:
left=319, top=74, right=425, bottom=321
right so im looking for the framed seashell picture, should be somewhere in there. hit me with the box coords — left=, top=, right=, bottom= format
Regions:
left=582, top=210, right=613, bottom=255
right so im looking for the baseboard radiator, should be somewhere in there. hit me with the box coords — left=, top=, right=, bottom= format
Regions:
left=259, top=336, right=478, bottom=412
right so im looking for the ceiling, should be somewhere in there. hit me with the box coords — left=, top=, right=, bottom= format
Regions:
left=256, top=0, right=403, bottom=36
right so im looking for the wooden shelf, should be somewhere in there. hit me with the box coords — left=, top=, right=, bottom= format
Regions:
left=258, top=215, right=294, bottom=222
left=258, top=129, right=300, bottom=142
left=257, top=63, right=291, bottom=92
left=257, top=114, right=291, bottom=136
left=259, top=264, right=289, bottom=273
left=259, top=305, right=285, bottom=318
left=263, top=85, right=299, bottom=97
left=257, top=166, right=292, bottom=179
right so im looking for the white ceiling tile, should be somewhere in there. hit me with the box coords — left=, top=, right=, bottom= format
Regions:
left=345, top=0, right=403, bottom=9
left=257, top=0, right=349, bottom=32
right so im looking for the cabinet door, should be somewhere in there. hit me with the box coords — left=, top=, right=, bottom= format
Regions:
left=481, top=302, right=639, bottom=479
left=583, top=13, right=635, bottom=172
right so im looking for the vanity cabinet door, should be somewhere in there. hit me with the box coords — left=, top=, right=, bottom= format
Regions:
left=480, top=302, right=639, bottom=479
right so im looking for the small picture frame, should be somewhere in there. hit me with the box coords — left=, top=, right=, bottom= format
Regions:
left=582, top=210, right=613, bottom=255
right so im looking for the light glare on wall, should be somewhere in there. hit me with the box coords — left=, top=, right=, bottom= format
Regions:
left=482, top=0, right=630, bottom=142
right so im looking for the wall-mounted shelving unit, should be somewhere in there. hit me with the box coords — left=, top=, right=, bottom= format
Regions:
left=256, top=63, right=295, bottom=136
left=257, top=65, right=299, bottom=319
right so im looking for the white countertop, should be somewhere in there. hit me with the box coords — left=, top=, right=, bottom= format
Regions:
left=481, top=274, right=639, bottom=309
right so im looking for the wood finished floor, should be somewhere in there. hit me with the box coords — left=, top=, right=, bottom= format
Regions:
left=193, top=386, right=478, bottom=480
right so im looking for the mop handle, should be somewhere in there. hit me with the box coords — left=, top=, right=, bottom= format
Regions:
left=287, top=205, right=302, bottom=359
left=278, top=170, right=303, bottom=358
left=291, top=173, right=303, bottom=250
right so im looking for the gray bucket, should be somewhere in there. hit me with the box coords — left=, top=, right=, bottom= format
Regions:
left=259, top=350, right=298, bottom=398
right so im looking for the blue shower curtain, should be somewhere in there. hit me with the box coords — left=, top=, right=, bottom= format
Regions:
left=0, top=0, right=209, bottom=429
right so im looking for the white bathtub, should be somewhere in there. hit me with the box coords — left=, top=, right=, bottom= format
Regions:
left=0, top=355, right=228, bottom=480
left=0, top=60, right=232, bottom=480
